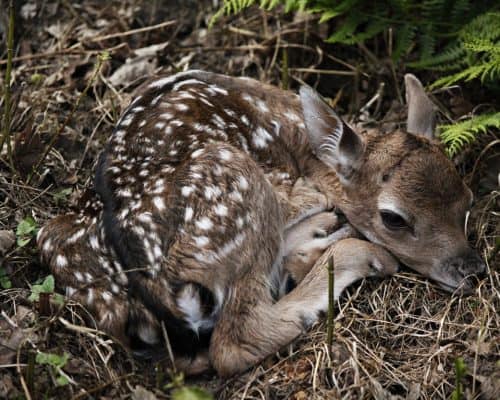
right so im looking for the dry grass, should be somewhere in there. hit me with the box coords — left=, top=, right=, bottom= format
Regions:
left=0, top=1, right=498, bottom=399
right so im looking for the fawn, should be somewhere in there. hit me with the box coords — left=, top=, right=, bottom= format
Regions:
left=37, top=71, right=485, bottom=376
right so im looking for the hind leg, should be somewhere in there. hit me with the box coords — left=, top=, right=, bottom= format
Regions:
left=37, top=210, right=131, bottom=344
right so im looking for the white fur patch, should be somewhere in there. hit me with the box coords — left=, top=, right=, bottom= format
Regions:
left=214, top=204, right=228, bottom=217
left=252, top=126, right=273, bottom=148
left=55, top=254, right=68, bottom=268
left=195, top=217, right=213, bottom=231
left=182, top=186, right=195, bottom=197
left=184, top=207, right=194, bottom=222
left=153, top=196, right=166, bottom=211
left=194, top=236, right=209, bottom=247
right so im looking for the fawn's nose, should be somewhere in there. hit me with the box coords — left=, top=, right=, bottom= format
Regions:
left=447, top=249, right=485, bottom=275
left=446, top=249, right=486, bottom=293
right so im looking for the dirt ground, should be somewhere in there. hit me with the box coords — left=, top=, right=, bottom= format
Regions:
left=0, top=1, right=498, bottom=399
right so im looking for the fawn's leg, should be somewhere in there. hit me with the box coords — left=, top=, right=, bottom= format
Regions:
left=209, top=238, right=399, bottom=377
left=283, top=210, right=359, bottom=284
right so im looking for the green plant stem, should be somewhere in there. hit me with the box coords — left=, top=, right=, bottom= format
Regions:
left=27, top=53, right=106, bottom=183
left=326, top=256, right=334, bottom=348
left=0, top=0, right=15, bottom=161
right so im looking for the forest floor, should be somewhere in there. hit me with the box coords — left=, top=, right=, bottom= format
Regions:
left=0, top=1, right=498, bottom=399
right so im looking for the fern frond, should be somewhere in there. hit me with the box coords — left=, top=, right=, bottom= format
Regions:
left=393, top=24, right=416, bottom=61
left=408, top=43, right=466, bottom=70
left=439, top=112, right=500, bottom=157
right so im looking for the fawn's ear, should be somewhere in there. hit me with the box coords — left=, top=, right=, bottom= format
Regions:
left=405, top=74, right=436, bottom=139
left=299, top=85, right=365, bottom=184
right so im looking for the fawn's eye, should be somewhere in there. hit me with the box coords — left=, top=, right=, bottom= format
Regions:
left=380, top=210, right=409, bottom=230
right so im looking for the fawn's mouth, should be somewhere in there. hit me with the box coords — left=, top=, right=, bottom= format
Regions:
left=434, top=278, right=474, bottom=295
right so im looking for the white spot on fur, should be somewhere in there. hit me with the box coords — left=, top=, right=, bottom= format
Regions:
left=194, top=236, right=209, bottom=247
left=214, top=204, right=228, bottom=217
left=87, top=289, right=94, bottom=304
left=174, top=103, right=189, bottom=112
left=160, top=112, right=174, bottom=120
left=284, top=111, right=301, bottom=122
left=252, top=126, right=273, bottom=148
left=153, top=196, right=166, bottom=211
left=56, top=254, right=68, bottom=268
left=205, top=185, right=222, bottom=200
left=217, top=232, right=246, bottom=259
left=255, top=99, right=269, bottom=113
left=117, top=188, right=132, bottom=198
left=74, top=271, right=84, bottom=282
left=237, top=176, right=249, bottom=191
left=191, top=148, right=204, bottom=159
left=184, top=207, right=194, bottom=222
left=219, top=149, right=232, bottom=161
left=102, top=291, right=112, bottom=303
left=195, top=217, right=213, bottom=231
left=182, top=186, right=195, bottom=197
left=230, top=191, right=243, bottom=203
left=67, top=228, right=85, bottom=244
left=172, top=78, right=205, bottom=91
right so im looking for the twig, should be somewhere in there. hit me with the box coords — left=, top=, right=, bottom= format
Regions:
left=89, top=20, right=176, bottom=42
left=0, top=0, right=15, bottom=160
left=326, top=256, right=335, bottom=349
left=0, top=43, right=127, bottom=65
left=288, top=67, right=356, bottom=76
left=161, top=321, right=176, bottom=373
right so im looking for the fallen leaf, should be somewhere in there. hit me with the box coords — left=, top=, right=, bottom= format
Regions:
left=0, top=230, right=15, bottom=255
left=131, top=385, right=158, bottom=400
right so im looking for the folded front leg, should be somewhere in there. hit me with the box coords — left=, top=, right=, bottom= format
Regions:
left=283, top=210, right=359, bottom=284
left=209, top=238, right=399, bottom=377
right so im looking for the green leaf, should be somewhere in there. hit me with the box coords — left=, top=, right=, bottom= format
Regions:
left=439, top=112, right=500, bottom=157
left=56, top=375, right=69, bottom=386
left=36, top=351, right=69, bottom=368
left=0, top=267, right=12, bottom=289
left=16, top=217, right=38, bottom=247
left=29, top=275, right=56, bottom=302
left=172, top=387, right=214, bottom=400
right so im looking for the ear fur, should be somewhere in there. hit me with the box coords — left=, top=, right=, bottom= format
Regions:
left=405, top=74, right=436, bottom=139
left=299, top=85, right=365, bottom=184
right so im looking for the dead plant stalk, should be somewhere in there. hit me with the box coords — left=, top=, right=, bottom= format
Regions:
left=327, top=256, right=335, bottom=348
left=0, top=0, right=15, bottom=161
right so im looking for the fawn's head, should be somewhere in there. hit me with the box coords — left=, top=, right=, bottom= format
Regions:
left=300, top=74, right=485, bottom=293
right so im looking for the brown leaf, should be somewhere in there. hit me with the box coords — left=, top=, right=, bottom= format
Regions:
left=0, top=230, right=15, bottom=255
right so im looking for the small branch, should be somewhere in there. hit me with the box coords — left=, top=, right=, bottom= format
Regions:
left=0, top=0, right=15, bottom=159
left=326, top=256, right=335, bottom=349
left=0, top=43, right=127, bottom=65
left=89, top=20, right=176, bottom=42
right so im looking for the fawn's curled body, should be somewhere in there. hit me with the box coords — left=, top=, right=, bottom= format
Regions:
left=38, top=70, right=483, bottom=376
